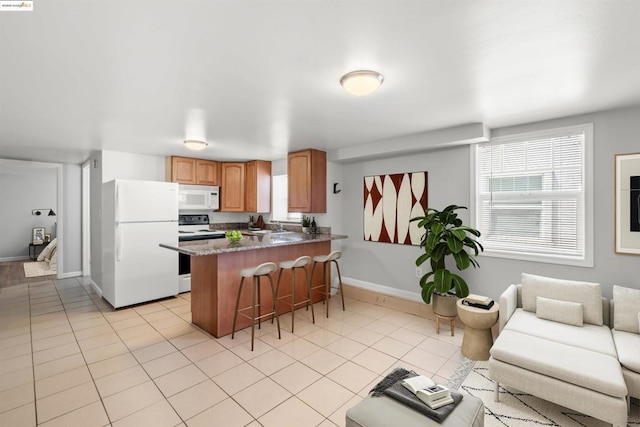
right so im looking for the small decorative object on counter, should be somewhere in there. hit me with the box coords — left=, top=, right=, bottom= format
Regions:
left=225, top=230, right=243, bottom=243
left=311, top=217, right=317, bottom=234
left=301, top=215, right=311, bottom=234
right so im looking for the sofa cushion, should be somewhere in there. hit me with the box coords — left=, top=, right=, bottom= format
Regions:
left=490, top=329, right=627, bottom=398
left=504, top=309, right=617, bottom=357
left=612, top=329, right=640, bottom=373
left=612, top=285, right=640, bottom=334
left=536, top=296, right=583, bottom=326
left=521, top=273, right=603, bottom=326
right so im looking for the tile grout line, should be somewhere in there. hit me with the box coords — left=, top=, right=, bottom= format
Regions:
left=5, top=278, right=465, bottom=427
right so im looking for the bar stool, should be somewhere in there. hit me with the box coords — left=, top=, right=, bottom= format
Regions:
left=232, top=262, right=280, bottom=351
left=275, top=256, right=315, bottom=333
left=310, top=250, right=345, bottom=318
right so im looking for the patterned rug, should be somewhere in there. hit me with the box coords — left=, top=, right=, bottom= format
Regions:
left=458, top=361, right=640, bottom=427
left=23, top=261, right=56, bottom=278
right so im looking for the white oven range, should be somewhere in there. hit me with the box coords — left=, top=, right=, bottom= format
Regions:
left=178, top=214, right=225, bottom=292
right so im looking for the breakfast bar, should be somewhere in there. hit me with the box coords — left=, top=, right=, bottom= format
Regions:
left=161, top=232, right=347, bottom=337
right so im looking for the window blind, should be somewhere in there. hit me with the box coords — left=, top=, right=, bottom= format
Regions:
left=475, top=131, right=587, bottom=261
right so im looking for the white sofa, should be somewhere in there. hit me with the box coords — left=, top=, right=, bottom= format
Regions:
left=611, top=285, right=640, bottom=404
left=489, top=274, right=631, bottom=427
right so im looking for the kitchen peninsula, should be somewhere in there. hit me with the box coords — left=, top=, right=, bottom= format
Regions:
left=161, top=232, right=347, bottom=337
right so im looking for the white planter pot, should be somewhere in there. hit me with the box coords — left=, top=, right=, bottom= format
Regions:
left=432, top=293, right=459, bottom=317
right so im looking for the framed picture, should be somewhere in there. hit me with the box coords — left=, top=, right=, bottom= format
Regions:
left=363, top=171, right=428, bottom=245
left=615, top=152, right=640, bottom=255
left=32, top=227, right=45, bottom=244
left=44, top=233, right=51, bottom=243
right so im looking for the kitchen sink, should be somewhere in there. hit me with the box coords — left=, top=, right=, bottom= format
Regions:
left=246, top=230, right=295, bottom=235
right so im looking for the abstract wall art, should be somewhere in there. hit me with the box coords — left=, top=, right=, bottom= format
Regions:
left=363, top=171, right=428, bottom=245
left=615, top=152, right=640, bottom=255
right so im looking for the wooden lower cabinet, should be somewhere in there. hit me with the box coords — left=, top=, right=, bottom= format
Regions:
left=190, top=241, right=330, bottom=337
left=221, top=162, right=246, bottom=212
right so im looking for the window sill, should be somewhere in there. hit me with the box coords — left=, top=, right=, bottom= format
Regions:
left=479, top=249, right=594, bottom=268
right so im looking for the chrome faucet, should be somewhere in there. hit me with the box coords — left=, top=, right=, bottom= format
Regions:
left=276, top=221, right=284, bottom=231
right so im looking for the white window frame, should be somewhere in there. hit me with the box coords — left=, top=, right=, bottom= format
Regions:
left=470, top=123, right=594, bottom=267
left=271, top=174, right=303, bottom=223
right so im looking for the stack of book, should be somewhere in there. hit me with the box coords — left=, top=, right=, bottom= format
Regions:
left=401, top=376, right=454, bottom=409
left=462, top=293, right=495, bottom=310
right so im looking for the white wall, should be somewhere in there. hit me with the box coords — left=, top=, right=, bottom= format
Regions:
left=89, top=152, right=103, bottom=289
left=102, top=151, right=166, bottom=182
left=62, top=164, right=82, bottom=274
left=339, top=146, right=470, bottom=301
left=339, top=106, right=640, bottom=301
left=0, top=169, right=57, bottom=260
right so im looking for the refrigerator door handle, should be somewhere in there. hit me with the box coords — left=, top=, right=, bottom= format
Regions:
left=115, top=183, right=122, bottom=261
left=116, top=222, right=122, bottom=262
left=115, top=183, right=120, bottom=223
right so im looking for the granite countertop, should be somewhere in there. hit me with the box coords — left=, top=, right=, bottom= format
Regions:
left=160, top=232, right=348, bottom=256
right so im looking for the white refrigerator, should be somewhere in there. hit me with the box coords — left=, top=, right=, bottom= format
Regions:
left=102, top=179, right=179, bottom=308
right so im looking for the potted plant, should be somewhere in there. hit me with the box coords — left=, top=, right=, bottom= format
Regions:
left=411, top=205, right=483, bottom=317
left=301, top=215, right=311, bottom=234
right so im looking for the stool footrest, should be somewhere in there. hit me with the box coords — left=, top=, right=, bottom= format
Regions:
left=237, top=310, right=277, bottom=322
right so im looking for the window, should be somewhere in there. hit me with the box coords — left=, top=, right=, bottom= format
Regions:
left=472, top=124, right=593, bottom=266
left=271, top=174, right=302, bottom=222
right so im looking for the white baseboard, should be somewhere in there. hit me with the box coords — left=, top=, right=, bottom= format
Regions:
left=0, top=256, right=29, bottom=262
left=342, top=276, right=423, bottom=303
left=90, top=280, right=102, bottom=297
left=58, top=271, right=82, bottom=279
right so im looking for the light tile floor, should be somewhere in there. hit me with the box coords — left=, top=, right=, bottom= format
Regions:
left=0, top=277, right=464, bottom=427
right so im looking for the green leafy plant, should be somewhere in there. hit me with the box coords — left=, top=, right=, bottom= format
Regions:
left=411, top=205, right=483, bottom=304
left=301, top=215, right=311, bottom=227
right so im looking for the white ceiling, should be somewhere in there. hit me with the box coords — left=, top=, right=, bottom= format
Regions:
left=1, top=0, right=640, bottom=164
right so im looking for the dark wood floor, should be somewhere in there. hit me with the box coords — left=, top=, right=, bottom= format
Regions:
left=0, top=260, right=56, bottom=288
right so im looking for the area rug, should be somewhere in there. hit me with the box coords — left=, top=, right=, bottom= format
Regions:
left=23, top=261, right=56, bottom=278
left=459, top=361, right=640, bottom=426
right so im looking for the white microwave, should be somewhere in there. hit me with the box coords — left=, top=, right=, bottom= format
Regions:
left=178, top=184, right=220, bottom=211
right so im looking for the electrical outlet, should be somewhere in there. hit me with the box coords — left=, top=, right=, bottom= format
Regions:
left=415, top=267, right=422, bottom=278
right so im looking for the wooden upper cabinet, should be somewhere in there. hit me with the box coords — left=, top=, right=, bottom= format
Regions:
left=166, top=156, right=220, bottom=185
left=220, top=162, right=246, bottom=212
left=288, top=149, right=326, bottom=213
left=245, top=160, right=272, bottom=213
left=166, top=156, right=197, bottom=184
left=196, top=160, right=220, bottom=186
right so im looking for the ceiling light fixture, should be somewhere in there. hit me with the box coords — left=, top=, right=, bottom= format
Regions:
left=183, top=140, right=208, bottom=151
left=340, top=70, right=384, bottom=96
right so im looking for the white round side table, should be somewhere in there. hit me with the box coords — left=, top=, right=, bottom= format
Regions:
left=456, top=299, right=499, bottom=361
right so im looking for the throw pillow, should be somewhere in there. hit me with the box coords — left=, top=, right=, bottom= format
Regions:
left=613, top=285, right=640, bottom=334
left=536, top=296, right=584, bottom=326
left=37, top=238, right=57, bottom=262
left=521, top=273, right=603, bottom=326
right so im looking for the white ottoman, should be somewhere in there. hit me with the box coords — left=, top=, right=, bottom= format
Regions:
left=345, top=393, right=484, bottom=427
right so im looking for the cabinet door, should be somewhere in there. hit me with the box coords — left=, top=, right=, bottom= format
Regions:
left=196, top=160, right=220, bottom=186
left=168, top=157, right=197, bottom=184
left=246, top=160, right=272, bottom=213
left=288, top=151, right=312, bottom=212
left=221, top=162, right=246, bottom=212
left=288, top=149, right=326, bottom=213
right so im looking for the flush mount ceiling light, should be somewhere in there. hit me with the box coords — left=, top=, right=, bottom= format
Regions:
left=183, top=140, right=208, bottom=151
left=340, top=70, right=384, bottom=96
